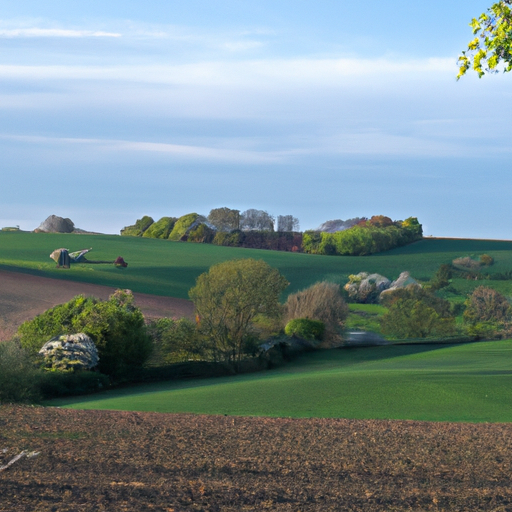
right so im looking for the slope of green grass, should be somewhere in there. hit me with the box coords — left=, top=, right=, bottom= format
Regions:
left=3, top=232, right=512, bottom=299
left=48, top=340, right=512, bottom=422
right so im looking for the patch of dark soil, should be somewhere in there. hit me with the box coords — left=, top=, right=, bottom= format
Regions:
left=1, top=405, right=512, bottom=511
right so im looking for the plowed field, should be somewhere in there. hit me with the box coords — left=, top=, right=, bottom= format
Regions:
left=1, top=405, right=512, bottom=511
left=0, top=269, right=194, bottom=341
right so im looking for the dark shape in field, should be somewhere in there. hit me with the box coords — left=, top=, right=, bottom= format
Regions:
left=49, top=248, right=127, bottom=268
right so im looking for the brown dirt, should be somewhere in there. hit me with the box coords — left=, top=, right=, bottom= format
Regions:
left=0, top=270, right=194, bottom=341
left=1, top=405, right=512, bottom=511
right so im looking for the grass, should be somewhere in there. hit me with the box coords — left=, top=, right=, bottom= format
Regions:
left=3, top=231, right=512, bottom=299
left=48, top=340, right=512, bottom=422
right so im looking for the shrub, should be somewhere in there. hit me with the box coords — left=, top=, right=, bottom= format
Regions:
left=168, top=213, right=201, bottom=241
left=430, top=264, right=452, bottom=291
left=148, top=317, right=203, bottom=364
left=18, top=290, right=152, bottom=379
left=188, top=223, right=215, bottom=243
left=0, top=339, right=42, bottom=403
left=463, top=286, right=512, bottom=324
left=142, top=217, right=177, bottom=239
left=284, top=282, right=348, bottom=343
left=120, top=216, right=154, bottom=237
left=380, top=286, right=455, bottom=339
left=452, top=256, right=482, bottom=270
left=285, top=318, right=325, bottom=341
left=480, top=254, right=494, bottom=266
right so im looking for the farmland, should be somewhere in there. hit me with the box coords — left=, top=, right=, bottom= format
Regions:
left=48, top=340, right=512, bottom=423
left=2, top=231, right=512, bottom=299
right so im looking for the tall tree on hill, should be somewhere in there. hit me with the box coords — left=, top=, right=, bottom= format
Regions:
left=207, top=207, right=240, bottom=232
left=240, top=209, right=275, bottom=231
left=189, top=259, right=288, bottom=370
left=277, top=215, right=300, bottom=232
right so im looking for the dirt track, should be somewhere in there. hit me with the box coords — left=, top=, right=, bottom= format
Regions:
left=0, top=270, right=194, bottom=341
left=2, top=405, right=512, bottom=511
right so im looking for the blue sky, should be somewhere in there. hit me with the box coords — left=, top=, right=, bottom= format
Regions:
left=1, top=1, right=510, bottom=237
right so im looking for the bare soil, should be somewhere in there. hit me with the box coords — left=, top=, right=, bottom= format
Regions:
left=0, top=270, right=194, bottom=341
left=1, top=405, right=512, bottom=511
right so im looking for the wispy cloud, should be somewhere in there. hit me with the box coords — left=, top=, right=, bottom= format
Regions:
left=0, top=28, right=121, bottom=38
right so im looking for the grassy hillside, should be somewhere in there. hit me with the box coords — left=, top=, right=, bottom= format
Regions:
left=48, top=340, right=512, bottom=422
left=2, top=232, right=512, bottom=299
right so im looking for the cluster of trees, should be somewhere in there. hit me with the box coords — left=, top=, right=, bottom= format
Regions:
left=302, top=216, right=423, bottom=256
left=121, top=211, right=423, bottom=256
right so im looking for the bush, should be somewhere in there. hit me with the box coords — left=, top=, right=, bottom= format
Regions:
left=284, top=282, right=348, bottom=343
left=148, top=317, right=203, bottom=364
left=142, top=216, right=177, bottom=239
left=120, top=216, right=154, bottom=237
left=463, top=286, right=511, bottom=324
left=188, top=223, right=215, bottom=243
left=38, top=370, right=110, bottom=399
left=285, top=318, right=325, bottom=341
left=380, top=286, right=455, bottom=339
left=430, top=264, right=452, bottom=291
left=452, top=256, right=482, bottom=270
left=18, top=290, right=152, bottom=379
left=480, top=254, right=494, bottom=266
left=0, top=339, right=42, bottom=403
left=168, top=213, right=202, bottom=241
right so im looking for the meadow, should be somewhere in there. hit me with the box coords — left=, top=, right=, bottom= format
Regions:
left=2, top=231, right=512, bottom=299
left=48, top=340, right=512, bottom=423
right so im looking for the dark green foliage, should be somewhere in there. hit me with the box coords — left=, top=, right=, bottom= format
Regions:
left=187, top=223, right=215, bottom=243
left=18, top=290, right=152, bottom=378
left=168, top=213, right=201, bottom=241
left=0, top=339, right=42, bottom=403
left=380, top=286, right=455, bottom=338
left=213, top=230, right=245, bottom=247
left=302, top=217, right=423, bottom=256
left=120, top=216, right=154, bottom=237
left=285, top=318, right=325, bottom=340
left=430, top=264, right=453, bottom=291
left=212, top=230, right=302, bottom=252
left=142, top=217, right=177, bottom=239
left=147, top=317, right=203, bottom=364
left=39, top=371, right=110, bottom=399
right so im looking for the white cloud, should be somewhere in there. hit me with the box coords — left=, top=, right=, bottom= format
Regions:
left=0, top=28, right=121, bottom=38
left=0, top=57, right=456, bottom=88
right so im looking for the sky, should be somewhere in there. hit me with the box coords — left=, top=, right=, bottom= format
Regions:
left=1, top=0, right=510, bottom=238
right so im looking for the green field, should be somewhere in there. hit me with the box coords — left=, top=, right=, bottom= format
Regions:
left=2, top=231, right=512, bottom=299
left=48, top=340, right=512, bottom=422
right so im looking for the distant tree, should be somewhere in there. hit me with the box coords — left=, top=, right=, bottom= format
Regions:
left=240, top=209, right=275, bottom=231
left=316, top=218, right=365, bottom=233
left=380, top=286, right=455, bottom=339
left=143, top=217, right=177, bottom=239
left=120, top=216, right=154, bottom=237
left=277, top=215, right=300, bottom=232
left=207, top=207, right=240, bottom=232
left=189, top=259, right=288, bottom=369
left=458, top=1, right=512, bottom=78
left=463, top=286, right=512, bottom=324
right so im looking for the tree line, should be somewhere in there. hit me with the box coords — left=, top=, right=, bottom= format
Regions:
left=121, top=210, right=423, bottom=256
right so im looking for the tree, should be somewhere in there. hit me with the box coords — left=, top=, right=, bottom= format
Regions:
left=380, top=286, right=455, bottom=339
left=283, top=281, right=348, bottom=343
left=277, top=215, right=300, bottom=232
left=18, top=290, right=152, bottom=378
left=189, top=259, right=288, bottom=369
left=463, top=286, right=512, bottom=324
left=240, top=209, right=275, bottom=231
left=458, top=1, right=512, bottom=78
left=207, top=207, right=240, bottom=231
